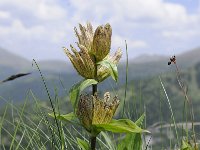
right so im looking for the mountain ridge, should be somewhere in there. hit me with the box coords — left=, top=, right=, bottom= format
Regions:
left=0, top=47, right=200, bottom=104
left=1, top=47, right=200, bottom=72
left=0, top=47, right=30, bottom=69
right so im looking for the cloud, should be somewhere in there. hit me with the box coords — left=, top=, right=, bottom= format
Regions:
left=0, top=19, right=44, bottom=37
left=0, top=0, right=66, bottom=21
left=162, top=29, right=200, bottom=40
left=0, top=0, right=72, bottom=60
left=0, top=0, right=199, bottom=60
left=69, top=0, right=200, bottom=41
left=0, top=10, right=10, bottom=19
left=68, top=0, right=198, bottom=26
left=112, top=35, right=147, bottom=49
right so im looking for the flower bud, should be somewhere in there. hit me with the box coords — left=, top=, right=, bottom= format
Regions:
left=63, top=46, right=95, bottom=79
left=76, top=92, right=120, bottom=132
left=74, top=22, right=94, bottom=54
left=92, top=92, right=120, bottom=124
left=76, top=94, right=93, bottom=131
left=92, top=23, right=112, bottom=61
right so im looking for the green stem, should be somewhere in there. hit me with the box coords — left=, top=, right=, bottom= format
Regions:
left=92, top=56, right=98, bottom=96
left=92, top=84, right=97, bottom=95
left=90, top=134, right=96, bottom=150
left=122, top=40, right=128, bottom=117
left=91, top=56, right=97, bottom=150
left=91, top=84, right=97, bottom=150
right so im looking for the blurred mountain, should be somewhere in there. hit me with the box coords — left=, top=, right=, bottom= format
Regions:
left=0, top=48, right=29, bottom=69
left=178, top=47, right=200, bottom=67
left=0, top=48, right=31, bottom=81
left=117, top=60, right=200, bottom=123
left=1, top=47, right=200, bottom=150
left=38, top=60, right=73, bottom=73
left=0, top=47, right=200, bottom=105
left=0, top=48, right=78, bottom=105
left=120, top=47, right=200, bottom=81
left=131, top=54, right=167, bottom=64
left=114, top=60, right=200, bottom=149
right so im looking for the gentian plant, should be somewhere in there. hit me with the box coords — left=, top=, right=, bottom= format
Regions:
left=49, top=22, right=148, bottom=150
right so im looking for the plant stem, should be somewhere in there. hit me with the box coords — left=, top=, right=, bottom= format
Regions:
left=159, top=76, right=180, bottom=147
left=91, top=135, right=96, bottom=150
left=122, top=40, right=128, bottom=117
left=174, top=63, right=197, bottom=148
left=92, top=84, right=97, bottom=95
left=91, top=56, right=97, bottom=150
left=91, top=84, right=97, bottom=150
left=92, top=56, right=98, bottom=95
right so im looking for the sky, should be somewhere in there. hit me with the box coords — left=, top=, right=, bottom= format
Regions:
left=0, top=0, right=200, bottom=61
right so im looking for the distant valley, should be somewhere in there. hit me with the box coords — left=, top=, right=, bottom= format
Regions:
left=0, top=47, right=200, bottom=107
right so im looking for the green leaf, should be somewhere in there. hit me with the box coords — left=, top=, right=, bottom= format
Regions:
left=101, top=132, right=116, bottom=150
left=117, top=114, right=146, bottom=150
left=97, top=60, right=118, bottom=82
left=48, top=112, right=80, bottom=125
left=77, top=138, right=90, bottom=150
left=181, top=140, right=193, bottom=150
left=93, top=119, right=149, bottom=133
left=135, top=113, right=145, bottom=126
left=69, top=79, right=98, bottom=109
left=117, top=133, right=142, bottom=150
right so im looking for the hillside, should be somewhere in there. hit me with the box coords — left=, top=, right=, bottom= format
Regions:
left=0, top=48, right=31, bottom=80
left=113, top=60, right=200, bottom=149
left=0, top=47, right=200, bottom=106
left=0, top=48, right=29, bottom=69
left=0, top=48, right=78, bottom=105
left=0, top=47, right=200, bottom=149
left=116, top=61, right=200, bottom=125
left=123, top=47, right=200, bottom=81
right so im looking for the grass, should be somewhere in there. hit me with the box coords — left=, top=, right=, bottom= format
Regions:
left=0, top=57, right=199, bottom=150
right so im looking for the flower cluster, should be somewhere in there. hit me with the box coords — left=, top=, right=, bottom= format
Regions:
left=63, top=23, right=122, bottom=82
left=76, top=92, right=120, bottom=132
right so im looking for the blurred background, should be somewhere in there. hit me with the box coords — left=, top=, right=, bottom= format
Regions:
left=1, top=0, right=200, bottom=148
